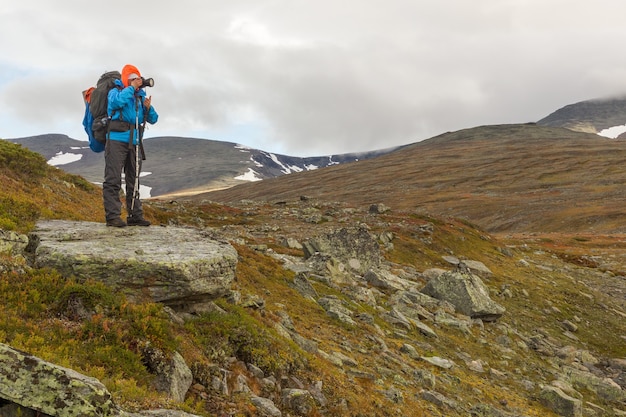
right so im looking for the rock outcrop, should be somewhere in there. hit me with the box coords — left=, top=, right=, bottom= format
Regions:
left=420, top=263, right=505, bottom=321
left=26, top=220, right=238, bottom=311
left=302, top=226, right=381, bottom=275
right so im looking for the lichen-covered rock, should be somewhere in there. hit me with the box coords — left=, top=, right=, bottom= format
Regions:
left=301, top=226, right=381, bottom=274
left=317, top=296, right=356, bottom=325
left=0, top=229, right=29, bottom=255
left=251, top=396, right=282, bottom=417
left=0, top=343, right=119, bottom=417
left=281, top=389, right=316, bottom=416
left=27, top=220, right=238, bottom=311
left=539, top=386, right=582, bottom=417
left=560, top=365, right=626, bottom=404
left=141, top=345, right=193, bottom=402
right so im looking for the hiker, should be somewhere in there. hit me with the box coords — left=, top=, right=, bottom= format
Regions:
left=103, top=64, right=158, bottom=227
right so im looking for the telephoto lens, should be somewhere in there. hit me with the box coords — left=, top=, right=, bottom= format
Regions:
left=140, top=77, right=154, bottom=88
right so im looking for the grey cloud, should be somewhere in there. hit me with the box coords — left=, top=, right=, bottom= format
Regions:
left=3, top=0, right=626, bottom=156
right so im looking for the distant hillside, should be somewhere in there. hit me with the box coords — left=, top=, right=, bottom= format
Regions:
left=0, top=140, right=102, bottom=232
left=198, top=123, right=626, bottom=234
left=4, top=135, right=400, bottom=198
left=537, top=96, right=626, bottom=135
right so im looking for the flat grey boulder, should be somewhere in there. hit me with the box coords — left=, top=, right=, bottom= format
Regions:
left=420, top=267, right=505, bottom=321
left=27, top=220, right=238, bottom=311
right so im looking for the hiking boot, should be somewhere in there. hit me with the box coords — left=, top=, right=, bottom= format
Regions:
left=106, top=218, right=127, bottom=228
left=127, top=216, right=151, bottom=227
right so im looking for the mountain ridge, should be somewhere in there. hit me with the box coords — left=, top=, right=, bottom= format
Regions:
left=198, top=123, right=626, bottom=235
left=4, top=134, right=401, bottom=198
left=537, top=95, right=626, bottom=135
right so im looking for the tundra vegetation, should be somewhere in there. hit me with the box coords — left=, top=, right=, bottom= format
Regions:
left=0, top=138, right=625, bottom=416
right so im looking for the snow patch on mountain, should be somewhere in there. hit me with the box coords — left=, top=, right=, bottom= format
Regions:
left=235, top=144, right=255, bottom=155
left=48, top=152, right=82, bottom=166
left=235, top=168, right=262, bottom=182
left=251, top=157, right=264, bottom=168
left=598, top=125, right=626, bottom=139
left=264, top=151, right=299, bottom=174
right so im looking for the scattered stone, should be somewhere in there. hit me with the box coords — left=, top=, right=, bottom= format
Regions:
left=330, top=351, right=359, bottom=368
left=308, top=381, right=328, bottom=407
left=467, top=360, right=485, bottom=373
left=462, top=260, right=493, bottom=277
left=468, top=403, right=522, bottom=417
left=381, top=386, right=403, bottom=403
left=421, top=356, right=455, bottom=369
left=420, top=390, right=457, bottom=409
left=141, top=345, right=193, bottom=403
left=250, top=396, right=282, bottom=417
left=247, top=363, right=265, bottom=379
left=281, top=389, right=316, bottom=416
left=364, top=268, right=415, bottom=291
left=369, top=203, right=391, bottom=214
left=415, top=320, right=439, bottom=338
left=422, top=268, right=447, bottom=281
left=413, top=369, right=436, bottom=389
left=562, top=320, right=578, bottom=332
left=442, top=255, right=460, bottom=265
left=279, top=236, right=303, bottom=250
left=400, top=343, right=420, bottom=360
left=317, top=296, right=356, bottom=325
left=290, top=273, right=318, bottom=299
left=560, top=366, right=626, bottom=403
left=539, top=386, right=582, bottom=417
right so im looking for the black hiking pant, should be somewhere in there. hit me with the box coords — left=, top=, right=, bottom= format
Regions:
left=103, top=139, right=143, bottom=221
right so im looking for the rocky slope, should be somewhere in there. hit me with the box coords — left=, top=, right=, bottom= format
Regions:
left=0, top=133, right=625, bottom=417
left=2, top=198, right=626, bottom=417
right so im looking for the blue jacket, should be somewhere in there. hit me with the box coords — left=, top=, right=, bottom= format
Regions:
left=107, top=79, right=158, bottom=144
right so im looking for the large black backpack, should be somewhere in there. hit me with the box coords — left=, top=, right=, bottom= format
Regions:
left=82, top=71, right=121, bottom=152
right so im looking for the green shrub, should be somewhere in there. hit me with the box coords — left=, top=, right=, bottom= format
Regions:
left=0, top=140, right=48, bottom=181
left=0, top=196, right=40, bottom=231
left=186, top=303, right=306, bottom=375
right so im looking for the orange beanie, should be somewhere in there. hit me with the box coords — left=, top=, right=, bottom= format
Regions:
left=121, top=64, right=141, bottom=87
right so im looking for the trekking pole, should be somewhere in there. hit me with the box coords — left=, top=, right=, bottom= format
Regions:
left=130, top=98, right=141, bottom=214
left=139, top=99, right=147, bottom=161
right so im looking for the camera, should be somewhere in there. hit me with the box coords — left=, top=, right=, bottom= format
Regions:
left=140, top=77, right=154, bottom=88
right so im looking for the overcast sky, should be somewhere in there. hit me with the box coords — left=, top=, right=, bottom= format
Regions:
left=2, top=1, right=626, bottom=157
